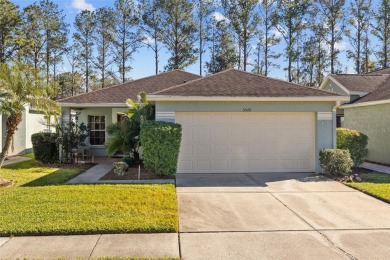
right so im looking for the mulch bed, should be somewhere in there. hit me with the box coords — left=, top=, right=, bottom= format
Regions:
left=100, top=165, right=174, bottom=180
left=325, top=167, right=374, bottom=182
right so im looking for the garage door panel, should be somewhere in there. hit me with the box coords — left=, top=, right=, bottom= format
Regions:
left=176, top=112, right=315, bottom=173
left=196, top=127, right=211, bottom=141
left=196, top=144, right=211, bottom=155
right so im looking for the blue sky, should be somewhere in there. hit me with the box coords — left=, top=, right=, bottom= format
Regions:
left=11, top=0, right=381, bottom=80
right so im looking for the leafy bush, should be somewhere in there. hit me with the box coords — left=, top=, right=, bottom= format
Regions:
left=122, top=156, right=135, bottom=166
left=57, top=121, right=89, bottom=164
left=105, top=92, right=154, bottom=161
left=140, top=121, right=182, bottom=176
left=31, top=133, right=58, bottom=164
left=337, top=128, right=368, bottom=166
left=319, top=149, right=353, bottom=176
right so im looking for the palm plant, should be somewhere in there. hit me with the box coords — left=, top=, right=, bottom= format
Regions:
left=105, top=92, right=154, bottom=161
left=0, top=63, right=59, bottom=170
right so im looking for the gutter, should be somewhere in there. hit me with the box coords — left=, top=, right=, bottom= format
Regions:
left=148, top=95, right=350, bottom=102
left=341, top=99, right=390, bottom=109
left=58, top=103, right=127, bottom=108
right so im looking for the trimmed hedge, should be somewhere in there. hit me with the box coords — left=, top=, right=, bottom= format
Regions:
left=31, top=133, right=58, bottom=164
left=140, top=121, right=182, bottom=176
left=337, top=128, right=368, bottom=167
left=319, top=149, right=353, bottom=176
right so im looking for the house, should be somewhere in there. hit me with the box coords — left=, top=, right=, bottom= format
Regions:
left=319, top=74, right=389, bottom=127
left=58, top=69, right=347, bottom=173
left=320, top=69, right=390, bottom=165
left=0, top=105, right=49, bottom=156
left=148, top=69, right=347, bottom=173
left=57, top=70, right=202, bottom=156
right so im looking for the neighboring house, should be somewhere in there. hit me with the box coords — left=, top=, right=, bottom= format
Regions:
left=320, top=69, right=390, bottom=165
left=320, top=74, right=389, bottom=127
left=58, top=69, right=347, bottom=173
left=148, top=69, right=347, bottom=173
left=57, top=70, right=201, bottom=156
left=0, top=105, right=49, bottom=157
left=342, top=77, right=390, bottom=165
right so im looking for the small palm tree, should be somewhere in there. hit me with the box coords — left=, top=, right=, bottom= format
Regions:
left=0, top=63, right=59, bottom=170
left=105, top=92, right=154, bottom=161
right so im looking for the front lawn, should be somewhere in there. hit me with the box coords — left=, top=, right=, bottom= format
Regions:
left=346, top=172, right=390, bottom=203
left=0, top=160, right=178, bottom=236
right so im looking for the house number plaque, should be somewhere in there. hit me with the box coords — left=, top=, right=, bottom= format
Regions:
left=243, top=108, right=252, bottom=112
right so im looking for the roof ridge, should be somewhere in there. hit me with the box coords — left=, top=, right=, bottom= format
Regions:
left=58, top=69, right=200, bottom=102
left=233, top=69, right=342, bottom=96
left=152, top=69, right=231, bottom=95
left=331, top=73, right=389, bottom=77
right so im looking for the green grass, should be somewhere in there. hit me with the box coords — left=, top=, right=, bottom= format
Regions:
left=0, top=160, right=178, bottom=236
left=346, top=172, right=390, bottom=203
left=22, top=152, right=35, bottom=159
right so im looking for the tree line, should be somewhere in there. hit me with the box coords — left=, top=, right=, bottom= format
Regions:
left=1, top=0, right=390, bottom=99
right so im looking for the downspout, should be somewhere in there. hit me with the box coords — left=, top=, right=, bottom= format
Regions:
left=332, top=101, right=341, bottom=149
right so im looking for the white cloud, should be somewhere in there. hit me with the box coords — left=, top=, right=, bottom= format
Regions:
left=212, top=12, right=226, bottom=22
left=271, top=28, right=282, bottom=38
left=71, top=0, right=95, bottom=12
left=335, top=41, right=348, bottom=51
left=142, top=35, right=153, bottom=44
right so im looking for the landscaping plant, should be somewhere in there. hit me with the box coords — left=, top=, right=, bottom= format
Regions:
left=57, top=121, right=89, bottom=164
left=140, top=121, right=182, bottom=176
left=0, top=63, right=58, bottom=187
left=31, top=133, right=58, bottom=164
left=319, top=149, right=353, bottom=176
left=105, top=92, right=154, bottom=162
left=337, top=128, right=368, bottom=167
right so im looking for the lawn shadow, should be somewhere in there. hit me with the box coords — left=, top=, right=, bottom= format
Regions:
left=22, top=168, right=84, bottom=187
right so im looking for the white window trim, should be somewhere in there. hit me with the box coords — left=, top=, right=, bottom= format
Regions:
left=88, top=115, right=106, bottom=146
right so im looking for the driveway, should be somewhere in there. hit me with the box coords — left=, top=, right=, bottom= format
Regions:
left=176, top=173, right=390, bottom=260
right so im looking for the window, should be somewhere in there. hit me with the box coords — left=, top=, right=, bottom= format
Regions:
left=89, top=116, right=105, bottom=145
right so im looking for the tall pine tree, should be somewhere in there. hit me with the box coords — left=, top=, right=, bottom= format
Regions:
left=73, top=10, right=95, bottom=93
left=222, top=0, right=259, bottom=71
left=157, top=0, right=198, bottom=70
left=372, top=0, right=390, bottom=69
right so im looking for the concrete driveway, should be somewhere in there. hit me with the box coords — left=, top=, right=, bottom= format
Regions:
left=176, top=172, right=390, bottom=260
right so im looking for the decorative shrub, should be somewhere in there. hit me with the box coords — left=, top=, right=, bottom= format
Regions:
left=337, top=128, right=368, bottom=166
left=140, top=121, right=182, bottom=176
left=57, top=121, right=89, bottom=164
left=113, top=162, right=128, bottom=176
left=319, top=149, right=353, bottom=176
left=31, top=133, right=58, bottom=164
left=122, top=156, right=135, bottom=166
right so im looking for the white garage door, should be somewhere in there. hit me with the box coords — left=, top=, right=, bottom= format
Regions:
left=175, top=112, right=315, bottom=173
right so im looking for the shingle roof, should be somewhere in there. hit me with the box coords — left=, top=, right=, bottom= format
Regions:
left=153, top=69, right=340, bottom=97
left=354, top=78, right=390, bottom=103
left=330, top=74, right=390, bottom=93
left=58, top=70, right=201, bottom=104
left=366, top=67, right=390, bottom=75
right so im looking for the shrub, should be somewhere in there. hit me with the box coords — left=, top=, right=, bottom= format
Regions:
left=337, top=128, right=368, bottom=167
left=319, top=149, right=353, bottom=176
left=31, top=133, right=58, bottom=164
left=122, top=156, right=135, bottom=166
left=140, top=121, right=182, bottom=176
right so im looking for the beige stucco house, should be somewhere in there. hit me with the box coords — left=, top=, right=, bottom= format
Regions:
left=320, top=68, right=390, bottom=165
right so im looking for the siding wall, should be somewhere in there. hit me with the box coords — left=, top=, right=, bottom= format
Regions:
left=344, top=103, right=390, bottom=164
left=156, top=101, right=337, bottom=173
left=60, top=107, right=128, bottom=156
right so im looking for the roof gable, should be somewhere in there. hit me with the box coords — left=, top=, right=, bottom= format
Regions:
left=152, top=69, right=341, bottom=97
left=58, top=70, right=201, bottom=105
left=329, top=74, right=389, bottom=93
